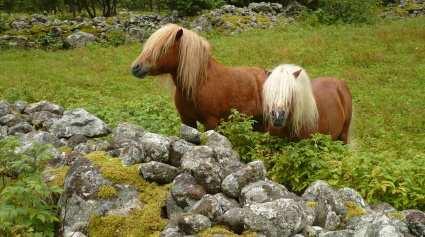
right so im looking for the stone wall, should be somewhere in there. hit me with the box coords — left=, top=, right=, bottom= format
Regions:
left=0, top=2, right=299, bottom=49
left=1, top=99, right=424, bottom=237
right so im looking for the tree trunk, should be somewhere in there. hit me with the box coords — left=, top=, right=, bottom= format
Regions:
left=112, top=0, right=116, bottom=15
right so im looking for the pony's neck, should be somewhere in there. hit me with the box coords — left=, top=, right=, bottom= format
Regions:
left=171, top=57, right=219, bottom=99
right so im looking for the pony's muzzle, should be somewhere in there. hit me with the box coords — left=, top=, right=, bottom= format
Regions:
left=131, top=64, right=149, bottom=78
left=272, top=111, right=286, bottom=127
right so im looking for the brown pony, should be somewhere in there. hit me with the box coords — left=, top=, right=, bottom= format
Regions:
left=262, top=64, right=352, bottom=144
left=131, top=24, right=268, bottom=130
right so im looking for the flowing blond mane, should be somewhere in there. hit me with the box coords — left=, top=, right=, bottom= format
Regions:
left=262, top=64, right=319, bottom=135
left=133, top=24, right=211, bottom=99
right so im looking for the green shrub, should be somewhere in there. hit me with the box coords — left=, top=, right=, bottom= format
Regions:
left=0, top=14, right=11, bottom=33
left=312, top=0, right=378, bottom=24
left=167, top=0, right=224, bottom=16
left=270, top=134, right=348, bottom=192
left=0, top=138, right=62, bottom=237
left=106, top=30, right=126, bottom=47
left=218, top=110, right=425, bottom=210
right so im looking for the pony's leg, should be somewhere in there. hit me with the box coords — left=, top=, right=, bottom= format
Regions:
left=181, top=118, right=197, bottom=129
left=175, top=91, right=198, bottom=129
left=337, top=81, right=352, bottom=144
left=253, top=116, right=266, bottom=132
left=339, top=108, right=352, bottom=144
left=339, top=124, right=350, bottom=144
left=204, top=117, right=219, bottom=130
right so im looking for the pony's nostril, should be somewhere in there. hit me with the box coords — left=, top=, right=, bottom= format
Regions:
left=132, top=64, right=141, bottom=71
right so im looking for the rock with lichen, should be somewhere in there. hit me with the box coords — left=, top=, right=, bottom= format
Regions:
left=59, top=157, right=142, bottom=235
left=50, top=108, right=110, bottom=138
left=139, top=161, right=180, bottom=184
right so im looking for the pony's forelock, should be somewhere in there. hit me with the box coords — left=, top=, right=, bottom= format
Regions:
left=262, top=64, right=319, bottom=135
left=134, top=24, right=211, bottom=99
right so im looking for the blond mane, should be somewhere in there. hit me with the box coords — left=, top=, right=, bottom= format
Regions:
left=133, top=24, right=211, bottom=99
left=262, top=64, right=319, bottom=135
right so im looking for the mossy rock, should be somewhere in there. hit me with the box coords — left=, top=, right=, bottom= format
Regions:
left=59, top=146, right=73, bottom=154
left=306, top=200, right=318, bottom=209
left=86, top=152, right=169, bottom=237
left=30, top=24, right=50, bottom=36
left=45, top=166, right=69, bottom=187
left=345, top=201, right=367, bottom=219
left=78, top=26, right=102, bottom=35
left=222, top=14, right=252, bottom=28
left=387, top=211, right=405, bottom=221
left=97, top=185, right=118, bottom=199
left=255, top=15, right=272, bottom=26
left=199, top=225, right=258, bottom=236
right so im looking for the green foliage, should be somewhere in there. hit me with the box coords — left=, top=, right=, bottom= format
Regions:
left=0, top=138, right=62, bottom=237
left=270, top=134, right=348, bottom=192
left=218, top=110, right=425, bottom=210
left=0, top=14, right=11, bottom=33
left=218, top=110, right=284, bottom=163
left=311, top=0, right=379, bottom=24
left=105, top=30, right=127, bottom=47
left=167, top=0, right=224, bottom=16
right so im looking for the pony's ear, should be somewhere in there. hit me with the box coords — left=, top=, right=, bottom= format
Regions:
left=175, top=28, right=184, bottom=41
left=293, top=69, right=302, bottom=79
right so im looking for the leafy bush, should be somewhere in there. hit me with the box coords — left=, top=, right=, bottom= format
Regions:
left=0, top=14, right=11, bottom=33
left=167, top=0, right=225, bottom=16
left=105, top=30, right=127, bottom=47
left=0, top=138, right=62, bottom=237
left=218, top=110, right=425, bottom=210
left=311, top=0, right=378, bottom=24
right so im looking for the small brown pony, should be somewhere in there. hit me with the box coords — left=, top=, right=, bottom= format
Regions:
left=131, top=24, right=268, bottom=130
left=263, top=64, right=352, bottom=144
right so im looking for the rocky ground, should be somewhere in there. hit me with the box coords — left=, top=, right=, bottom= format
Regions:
left=0, top=99, right=424, bottom=237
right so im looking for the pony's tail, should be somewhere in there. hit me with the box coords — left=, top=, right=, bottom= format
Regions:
left=262, top=64, right=318, bottom=135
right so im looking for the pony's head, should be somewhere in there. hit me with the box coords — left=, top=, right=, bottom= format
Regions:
left=131, top=24, right=211, bottom=98
left=262, top=64, right=318, bottom=135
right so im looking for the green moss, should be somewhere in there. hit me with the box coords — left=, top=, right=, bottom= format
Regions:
left=387, top=211, right=405, bottom=220
left=30, top=24, right=50, bottom=36
left=345, top=201, right=366, bottom=219
left=97, top=185, right=118, bottom=199
left=86, top=151, right=169, bottom=237
left=222, top=14, right=252, bottom=27
left=256, top=15, right=272, bottom=26
left=200, top=132, right=208, bottom=145
left=306, top=201, right=318, bottom=209
left=59, top=146, right=73, bottom=154
left=199, top=225, right=257, bottom=237
left=45, top=166, right=69, bottom=187
left=79, top=26, right=101, bottom=35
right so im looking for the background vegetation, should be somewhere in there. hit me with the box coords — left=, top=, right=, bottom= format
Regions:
left=0, top=0, right=388, bottom=18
